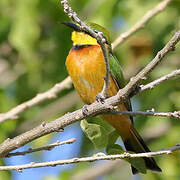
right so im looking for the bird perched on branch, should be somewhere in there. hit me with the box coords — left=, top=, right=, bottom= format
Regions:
left=63, top=22, right=161, bottom=174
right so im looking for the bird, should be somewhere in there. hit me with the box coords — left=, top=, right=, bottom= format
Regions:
left=62, top=22, right=162, bottom=174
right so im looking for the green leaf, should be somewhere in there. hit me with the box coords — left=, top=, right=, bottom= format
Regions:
left=80, top=119, right=108, bottom=149
left=106, top=144, right=147, bottom=174
left=106, top=144, right=124, bottom=155
left=107, top=130, right=119, bottom=146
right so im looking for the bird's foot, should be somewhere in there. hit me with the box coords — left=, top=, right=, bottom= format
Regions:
left=129, top=85, right=141, bottom=97
left=96, top=93, right=106, bottom=104
left=82, top=104, right=89, bottom=116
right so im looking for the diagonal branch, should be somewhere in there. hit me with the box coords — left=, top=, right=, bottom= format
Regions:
left=112, top=0, right=173, bottom=49
left=128, top=69, right=180, bottom=97
left=5, top=138, right=76, bottom=158
left=140, top=69, right=180, bottom=92
left=117, top=30, right=180, bottom=100
left=0, top=76, right=72, bottom=123
left=0, top=143, right=179, bottom=171
left=0, top=29, right=179, bottom=158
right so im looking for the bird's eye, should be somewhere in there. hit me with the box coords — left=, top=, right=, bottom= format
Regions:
left=93, top=29, right=109, bottom=44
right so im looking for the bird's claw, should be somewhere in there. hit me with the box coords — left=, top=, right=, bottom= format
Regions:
left=82, top=104, right=89, bottom=116
left=96, top=93, right=106, bottom=104
left=129, top=85, right=141, bottom=97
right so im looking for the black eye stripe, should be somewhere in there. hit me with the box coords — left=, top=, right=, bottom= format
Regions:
left=61, top=22, right=81, bottom=32
left=62, top=22, right=109, bottom=44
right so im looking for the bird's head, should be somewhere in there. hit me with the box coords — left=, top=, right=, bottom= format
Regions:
left=61, top=22, right=111, bottom=47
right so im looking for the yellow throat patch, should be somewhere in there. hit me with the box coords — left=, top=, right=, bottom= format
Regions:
left=72, top=31, right=98, bottom=45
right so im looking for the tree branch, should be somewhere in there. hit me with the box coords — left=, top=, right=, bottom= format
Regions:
left=112, top=0, right=173, bottom=49
left=110, top=110, right=180, bottom=119
left=0, top=76, right=72, bottom=123
left=117, top=30, right=180, bottom=100
left=0, top=143, right=179, bottom=171
left=5, top=138, right=76, bottom=158
left=140, top=69, right=180, bottom=92
left=0, top=29, right=179, bottom=158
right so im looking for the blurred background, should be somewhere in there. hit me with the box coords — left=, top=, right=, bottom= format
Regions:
left=0, top=0, right=180, bottom=179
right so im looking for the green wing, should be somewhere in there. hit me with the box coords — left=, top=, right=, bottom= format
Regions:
left=109, top=53, right=124, bottom=87
left=109, top=53, right=134, bottom=124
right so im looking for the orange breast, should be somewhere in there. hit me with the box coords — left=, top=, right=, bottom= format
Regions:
left=66, top=45, right=118, bottom=104
left=66, top=45, right=132, bottom=137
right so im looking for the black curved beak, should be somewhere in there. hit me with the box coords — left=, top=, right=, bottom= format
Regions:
left=61, top=22, right=82, bottom=32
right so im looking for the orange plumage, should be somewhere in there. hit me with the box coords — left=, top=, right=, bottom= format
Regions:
left=66, top=45, right=132, bottom=138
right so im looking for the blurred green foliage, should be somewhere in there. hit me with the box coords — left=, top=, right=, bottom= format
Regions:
left=0, top=0, right=180, bottom=179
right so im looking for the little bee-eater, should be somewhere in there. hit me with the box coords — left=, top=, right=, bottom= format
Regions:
left=63, top=22, right=162, bottom=174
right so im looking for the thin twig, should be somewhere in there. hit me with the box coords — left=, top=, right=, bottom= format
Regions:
left=5, top=138, right=76, bottom=158
left=140, top=69, right=180, bottom=92
left=61, top=0, right=110, bottom=99
left=0, top=30, right=179, bottom=158
left=112, top=0, right=173, bottom=49
left=0, top=76, right=72, bottom=123
left=110, top=110, right=180, bottom=119
left=0, top=144, right=179, bottom=171
left=128, top=69, right=180, bottom=97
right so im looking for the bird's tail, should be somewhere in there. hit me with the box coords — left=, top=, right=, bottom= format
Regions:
left=123, top=125, right=162, bottom=174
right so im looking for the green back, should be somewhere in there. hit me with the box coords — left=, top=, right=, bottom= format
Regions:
left=86, top=22, right=111, bottom=43
left=109, top=53, right=124, bottom=88
left=109, top=53, right=133, bottom=123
